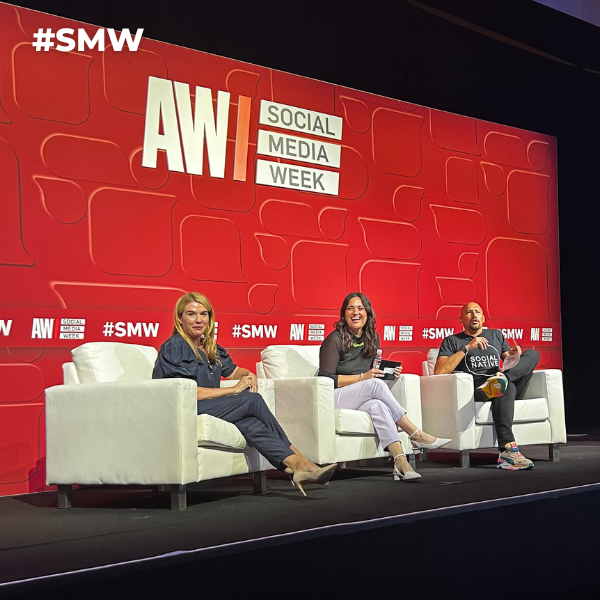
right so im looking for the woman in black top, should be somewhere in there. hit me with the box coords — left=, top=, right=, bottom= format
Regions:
left=153, top=292, right=336, bottom=495
left=319, top=292, right=451, bottom=480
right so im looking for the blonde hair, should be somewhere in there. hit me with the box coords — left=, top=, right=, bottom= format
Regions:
left=172, top=292, right=220, bottom=364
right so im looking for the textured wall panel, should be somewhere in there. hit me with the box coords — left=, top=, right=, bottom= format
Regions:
left=0, top=6, right=561, bottom=496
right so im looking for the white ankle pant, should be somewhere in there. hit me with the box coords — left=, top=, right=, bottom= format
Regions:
left=333, top=378, right=406, bottom=450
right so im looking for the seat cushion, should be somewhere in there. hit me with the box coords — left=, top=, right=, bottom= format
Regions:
left=475, top=397, right=550, bottom=425
left=72, top=342, right=158, bottom=383
left=335, top=408, right=376, bottom=436
left=197, top=414, right=247, bottom=450
left=260, top=345, right=321, bottom=379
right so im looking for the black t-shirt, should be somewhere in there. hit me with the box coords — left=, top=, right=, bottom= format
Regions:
left=438, top=329, right=509, bottom=379
left=152, top=334, right=237, bottom=388
left=318, top=330, right=380, bottom=388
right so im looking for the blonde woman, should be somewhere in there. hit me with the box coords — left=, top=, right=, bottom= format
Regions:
left=152, top=292, right=336, bottom=495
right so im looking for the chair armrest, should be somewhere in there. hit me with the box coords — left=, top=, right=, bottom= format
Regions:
left=45, top=378, right=199, bottom=485
left=256, top=362, right=266, bottom=378
left=272, top=376, right=336, bottom=465
left=62, top=362, right=79, bottom=385
left=523, top=370, right=566, bottom=443
left=420, top=373, right=477, bottom=449
left=389, top=374, right=422, bottom=429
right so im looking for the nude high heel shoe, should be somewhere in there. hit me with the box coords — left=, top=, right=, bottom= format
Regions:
left=393, top=453, right=422, bottom=482
left=409, top=428, right=451, bottom=451
left=290, top=463, right=337, bottom=496
left=284, top=467, right=295, bottom=487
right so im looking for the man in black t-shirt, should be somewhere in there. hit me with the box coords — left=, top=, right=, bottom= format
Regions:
left=435, top=302, right=539, bottom=470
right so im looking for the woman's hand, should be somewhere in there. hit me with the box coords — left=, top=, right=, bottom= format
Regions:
left=228, top=367, right=258, bottom=393
left=364, top=367, right=384, bottom=379
left=393, top=364, right=403, bottom=379
left=246, top=372, right=258, bottom=392
left=234, top=374, right=256, bottom=394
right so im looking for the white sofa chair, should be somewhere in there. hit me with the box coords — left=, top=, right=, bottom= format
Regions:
left=256, top=345, right=422, bottom=466
left=45, top=342, right=276, bottom=510
left=420, top=349, right=566, bottom=467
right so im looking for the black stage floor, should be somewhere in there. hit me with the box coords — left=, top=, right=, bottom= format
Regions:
left=2, top=434, right=600, bottom=598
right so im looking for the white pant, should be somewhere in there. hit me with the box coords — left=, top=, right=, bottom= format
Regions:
left=333, top=378, right=407, bottom=450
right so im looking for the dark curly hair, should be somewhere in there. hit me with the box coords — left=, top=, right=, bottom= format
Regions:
left=335, top=292, right=377, bottom=358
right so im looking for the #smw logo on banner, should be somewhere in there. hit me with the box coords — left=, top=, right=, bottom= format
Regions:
left=142, top=77, right=343, bottom=196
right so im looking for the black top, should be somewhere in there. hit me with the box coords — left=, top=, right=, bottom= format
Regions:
left=438, top=329, right=509, bottom=378
left=318, top=330, right=380, bottom=388
left=152, top=334, right=237, bottom=388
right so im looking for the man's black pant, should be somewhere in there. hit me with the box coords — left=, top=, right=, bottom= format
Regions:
left=197, top=391, right=294, bottom=470
left=473, top=349, right=540, bottom=450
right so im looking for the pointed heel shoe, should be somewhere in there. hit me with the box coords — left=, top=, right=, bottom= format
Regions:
left=392, top=453, right=422, bottom=482
left=409, top=428, right=451, bottom=451
left=291, top=463, right=337, bottom=496
left=284, top=467, right=295, bottom=487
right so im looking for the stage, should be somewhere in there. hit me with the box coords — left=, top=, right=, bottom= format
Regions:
left=1, top=434, right=600, bottom=599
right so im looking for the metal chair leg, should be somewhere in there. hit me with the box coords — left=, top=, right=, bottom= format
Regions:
left=549, top=443, right=560, bottom=462
left=170, top=484, right=187, bottom=510
left=253, top=471, right=267, bottom=493
left=338, top=461, right=347, bottom=469
left=408, top=454, right=416, bottom=469
left=419, top=449, right=428, bottom=461
left=57, top=484, right=73, bottom=509
left=460, top=450, right=470, bottom=468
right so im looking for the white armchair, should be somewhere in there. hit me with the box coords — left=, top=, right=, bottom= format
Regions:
left=420, top=350, right=566, bottom=467
left=256, top=345, right=422, bottom=466
left=45, top=342, right=276, bottom=510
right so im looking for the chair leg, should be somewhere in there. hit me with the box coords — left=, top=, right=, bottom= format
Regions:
left=408, top=454, right=416, bottom=469
left=419, top=449, right=428, bottom=461
left=549, top=443, right=560, bottom=462
left=57, top=484, right=73, bottom=509
left=460, top=450, right=470, bottom=468
left=338, top=461, right=347, bottom=469
left=170, top=484, right=187, bottom=511
left=253, top=471, right=267, bottom=494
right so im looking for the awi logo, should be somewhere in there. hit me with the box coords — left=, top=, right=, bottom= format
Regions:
left=142, top=77, right=343, bottom=196
left=31, top=318, right=86, bottom=339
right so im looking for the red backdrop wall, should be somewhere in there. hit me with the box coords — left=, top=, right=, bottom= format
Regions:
left=0, top=3, right=561, bottom=496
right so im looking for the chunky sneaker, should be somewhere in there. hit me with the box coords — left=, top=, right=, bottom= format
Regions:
left=478, top=372, right=508, bottom=399
left=497, top=442, right=534, bottom=470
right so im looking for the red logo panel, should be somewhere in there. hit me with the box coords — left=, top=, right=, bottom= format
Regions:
left=0, top=3, right=560, bottom=495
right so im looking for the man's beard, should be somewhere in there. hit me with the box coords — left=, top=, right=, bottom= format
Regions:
left=465, top=322, right=481, bottom=335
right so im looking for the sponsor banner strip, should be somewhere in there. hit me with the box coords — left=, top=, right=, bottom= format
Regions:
left=0, top=309, right=563, bottom=349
